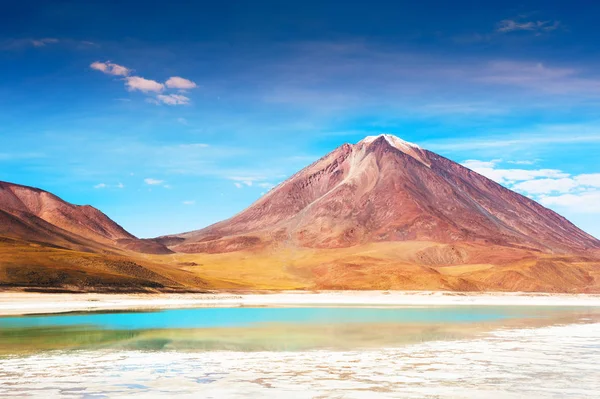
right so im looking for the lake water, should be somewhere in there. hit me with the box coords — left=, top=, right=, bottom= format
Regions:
left=1, top=305, right=599, bottom=397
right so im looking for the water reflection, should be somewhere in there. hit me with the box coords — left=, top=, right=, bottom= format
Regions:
left=1, top=306, right=599, bottom=354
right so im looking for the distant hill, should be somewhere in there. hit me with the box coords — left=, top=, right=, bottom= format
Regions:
left=0, top=181, right=207, bottom=292
left=0, top=181, right=170, bottom=254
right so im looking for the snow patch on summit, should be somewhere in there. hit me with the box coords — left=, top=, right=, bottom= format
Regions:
left=359, top=134, right=421, bottom=152
left=358, top=134, right=429, bottom=167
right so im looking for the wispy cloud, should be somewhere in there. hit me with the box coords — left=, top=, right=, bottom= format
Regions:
left=31, top=38, right=59, bottom=47
left=94, top=182, right=125, bottom=189
left=228, top=176, right=273, bottom=188
left=409, top=102, right=508, bottom=116
left=497, top=19, right=560, bottom=34
left=144, top=178, right=164, bottom=185
left=90, top=61, right=196, bottom=105
left=540, top=192, right=600, bottom=213
left=0, top=152, right=45, bottom=161
left=1, top=38, right=58, bottom=50
left=460, top=159, right=502, bottom=169
left=90, top=61, right=131, bottom=76
left=177, top=143, right=210, bottom=149
left=428, top=124, right=600, bottom=151
left=156, top=94, right=190, bottom=105
left=461, top=159, right=568, bottom=184
left=462, top=160, right=600, bottom=213
left=233, top=41, right=600, bottom=120
left=225, top=176, right=277, bottom=190
left=513, top=178, right=579, bottom=194
left=182, top=200, right=195, bottom=205
left=476, top=61, right=600, bottom=95
left=257, top=182, right=275, bottom=189
left=507, top=160, right=536, bottom=165
left=165, top=77, right=197, bottom=89
left=1, top=38, right=97, bottom=51
left=125, top=76, right=165, bottom=93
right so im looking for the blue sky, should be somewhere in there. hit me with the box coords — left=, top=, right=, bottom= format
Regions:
left=1, top=0, right=600, bottom=238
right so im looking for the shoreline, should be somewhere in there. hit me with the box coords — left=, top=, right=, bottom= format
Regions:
left=1, top=291, right=600, bottom=316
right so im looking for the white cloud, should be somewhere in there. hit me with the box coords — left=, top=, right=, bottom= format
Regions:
left=462, top=159, right=600, bottom=215
left=497, top=19, right=560, bottom=34
left=156, top=94, right=190, bottom=105
left=411, top=102, right=507, bottom=116
left=461, top=159, right=501, bottom=169
left=512, top=178, right=579, bottom=195
left=182, top=200, right=195, bottom=205
left=229, top=176, right=265, bottom=183
left=91, top=64, right=197, bottom=106
left=227, top=176, right=277, bottom=189
left=475, top=61, right=600, bottom=96
left=462, top=159, right=569, bottom=185
left=540, top=191, right=600, bottom=213
left=31, top=38, right=59, bottom=47
left=4, top=38, right=94, bottom=49
left=144, top=178, right=164, bottom=185
left=94, top=182, right=125, bottom=189
left=430, top=133, right=600, bottom=151
left=178, top=143, right=209, bottom=149
left=229, top=176, right=268, bottom=187
left=575, top=174, right=600, bottom=188
left=507, top=160, right=536, bottom=165
left=125, top=76, right=165, bottom=93
left=177, top=117, right=188, bottom=125
left=165, top=76, right=197, bottom=89
left=90, top=61, right=131, bottom=76
left=257, top=182, right=275, bottom=189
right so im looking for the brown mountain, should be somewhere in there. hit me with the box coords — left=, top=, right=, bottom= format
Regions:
left=166, top=134, right=599, bottom=254
left=156, top=134, right=600, bottom=292
left=0, top=181, right=170, bottom=254
left=0, top=181, right=209, bottom=293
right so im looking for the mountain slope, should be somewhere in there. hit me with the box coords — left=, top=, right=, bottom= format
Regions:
left=151, top=134, right=600, bottom=293
left=166, top=134, right=599, bottom=255
left=0, top=181, right=170, bottom=254
left=0, top=181, right=215, bottom=292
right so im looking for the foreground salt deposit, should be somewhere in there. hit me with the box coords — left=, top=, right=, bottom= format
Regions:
left=1, top=322, right=599, bottom=398
left=3, top=291, right=600, bottom=316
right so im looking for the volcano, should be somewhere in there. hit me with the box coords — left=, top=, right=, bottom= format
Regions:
left=154, top=134, right=600, bottom=292
left=165, top=134, right=599, bottom=255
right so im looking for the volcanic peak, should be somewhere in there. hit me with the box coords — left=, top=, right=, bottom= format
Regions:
left=358, top=134, right=421, bottom=151
left=357, top=134, right=429, bottom=167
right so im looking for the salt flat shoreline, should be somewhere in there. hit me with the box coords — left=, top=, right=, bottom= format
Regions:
left=1, top=291, right=600, bottom=316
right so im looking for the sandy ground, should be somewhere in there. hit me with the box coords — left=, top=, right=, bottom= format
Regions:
left=1, top=291, right=600, bottom=316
